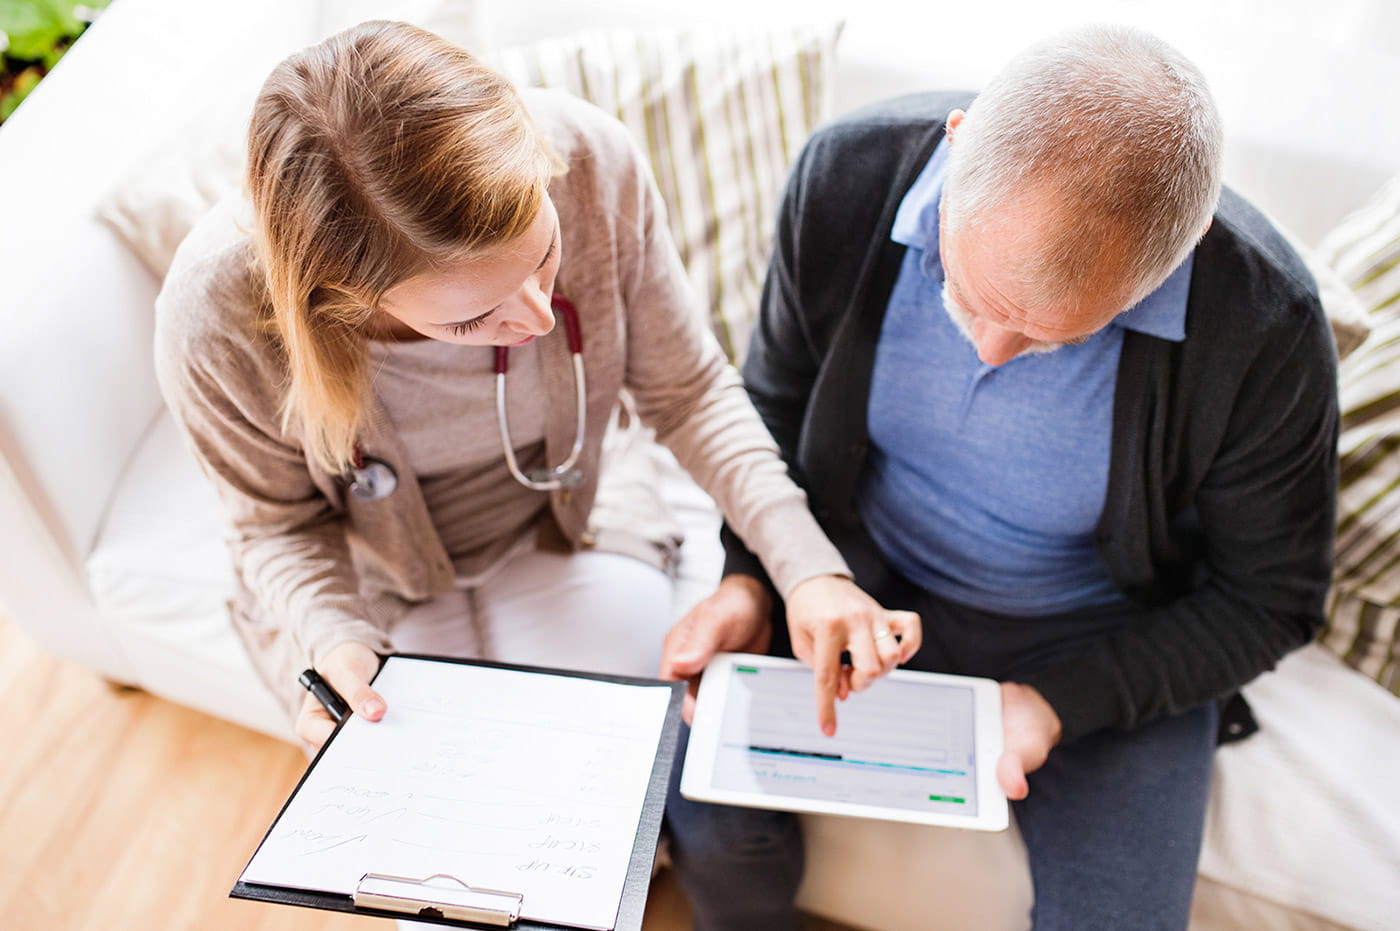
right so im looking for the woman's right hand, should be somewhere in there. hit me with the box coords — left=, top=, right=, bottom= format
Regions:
left=294, top=640, right=387, bottom=749
left=785, top=575, right=922, bottom=737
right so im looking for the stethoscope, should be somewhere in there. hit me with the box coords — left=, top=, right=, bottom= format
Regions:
left=347, top=294, right=587, bottom=501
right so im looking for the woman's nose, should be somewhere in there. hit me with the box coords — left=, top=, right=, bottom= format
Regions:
left=972, top=319, right=1031, bottom=367
left=506, top=285, right=556, bottom=337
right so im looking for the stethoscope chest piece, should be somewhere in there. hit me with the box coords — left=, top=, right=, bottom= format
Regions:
left=348, top=457, right=399, bottom=501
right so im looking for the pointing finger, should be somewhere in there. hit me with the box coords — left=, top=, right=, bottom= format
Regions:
left=812, top=627, right=843, bottom=736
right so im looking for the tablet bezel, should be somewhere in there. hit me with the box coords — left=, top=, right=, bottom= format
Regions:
left=681, top=652, right=1008, bottom=831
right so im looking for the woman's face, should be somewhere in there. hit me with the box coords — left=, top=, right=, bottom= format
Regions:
left=376, top=197, right=562, bottom=346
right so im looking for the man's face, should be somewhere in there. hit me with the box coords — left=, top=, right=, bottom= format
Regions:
left=937, top=197, right=1135, bottom=367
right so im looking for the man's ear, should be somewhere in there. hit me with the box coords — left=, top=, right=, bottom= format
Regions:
left=946, top=108, right=966, bottom=142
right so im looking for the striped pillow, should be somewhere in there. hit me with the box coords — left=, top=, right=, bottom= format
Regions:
left=493, top=25, right=841, bottom=363
left=1318, top=175, right=1400, bottom=694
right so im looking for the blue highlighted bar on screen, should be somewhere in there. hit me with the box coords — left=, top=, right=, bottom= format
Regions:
left=745, top=745, right=966, bottom=776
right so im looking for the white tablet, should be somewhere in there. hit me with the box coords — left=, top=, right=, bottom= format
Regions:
left=681, top=653, right=1008, bottom=831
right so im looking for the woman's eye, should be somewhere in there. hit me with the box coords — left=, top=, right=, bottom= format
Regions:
left=448, top=317, right=487, bottom=336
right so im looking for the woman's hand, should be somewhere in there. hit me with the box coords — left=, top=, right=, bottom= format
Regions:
left=995, top=682, right=1062, bottom=800
left=659, top=575, right=773, bottom=723
left=785, top=575, right=921, bottom=736
left=294, top=640, right=387, bottom=749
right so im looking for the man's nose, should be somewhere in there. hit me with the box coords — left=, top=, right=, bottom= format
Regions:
left=972, top=319, right=1030, bottom=367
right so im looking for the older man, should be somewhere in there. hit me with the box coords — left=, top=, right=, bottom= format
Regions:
left=662, top=24, right=1338, bottom=929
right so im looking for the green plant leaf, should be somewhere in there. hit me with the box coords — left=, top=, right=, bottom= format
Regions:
left=0, top=0, right=115, bottom=123
left=1, top=62, right=43, bottom=120
left=0, top=0, right=49, bottom=33
left=0, top=0, right=105, bottom=60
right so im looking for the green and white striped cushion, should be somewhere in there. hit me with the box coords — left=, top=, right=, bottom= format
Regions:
left=1318, top=175, right=1400, bottom=694
left=494, top=24, right=841, bottom=363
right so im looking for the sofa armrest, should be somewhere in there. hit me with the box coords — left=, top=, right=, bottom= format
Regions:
left=0, top=111, right=166, bottom=685
left=0, top=0, right=319, bottom=674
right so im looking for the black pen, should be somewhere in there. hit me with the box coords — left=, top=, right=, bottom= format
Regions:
left=839, top=632, right=902, bottom=667
left=299, top=668, right=351, bottom=724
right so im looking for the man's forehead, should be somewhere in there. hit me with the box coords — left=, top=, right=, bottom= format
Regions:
left=945, top=220, right=1131, bottom=338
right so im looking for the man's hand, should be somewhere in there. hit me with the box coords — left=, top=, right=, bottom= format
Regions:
left=995, top=681, right=1062, bottom=800
left=659, top=575, right=773, bottom=723
left=785, top=575, right=921, bottom=737
left=294, top=640, right=386, bottom=749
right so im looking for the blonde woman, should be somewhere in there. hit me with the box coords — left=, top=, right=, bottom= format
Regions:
left=154, top=21, right=917, bottom=930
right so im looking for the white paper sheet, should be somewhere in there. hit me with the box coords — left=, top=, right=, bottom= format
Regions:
left=239, top=657, right=674, bottom=930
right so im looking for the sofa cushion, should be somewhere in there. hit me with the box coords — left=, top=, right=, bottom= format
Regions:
left=95, top=22, right=841, bottom=364
left=81, top=411, right=295, bottom=736
left=94, top=88, right=254, bottom=282
left=84, top=412, right=234, bottom=629
left=1195, top=644, right=1400, bottom=931
left=1318, top=174, right=1400, bottom=694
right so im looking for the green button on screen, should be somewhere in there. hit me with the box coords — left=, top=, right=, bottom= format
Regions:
left=928, top=794, right=966, bottom=804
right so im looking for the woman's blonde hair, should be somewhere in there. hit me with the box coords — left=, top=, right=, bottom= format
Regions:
left=247, top=20, right=560, bottom=475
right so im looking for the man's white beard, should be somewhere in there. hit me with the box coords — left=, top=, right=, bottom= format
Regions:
left=940, top=281, right=1063, bottom=357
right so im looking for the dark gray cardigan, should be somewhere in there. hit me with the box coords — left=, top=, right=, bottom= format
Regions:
left=723, top=92, right=1339, bottom=742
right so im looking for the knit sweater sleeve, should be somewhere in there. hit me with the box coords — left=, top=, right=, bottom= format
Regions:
left=719, top=127, right=832, bottom=591
left=574, top=107, right=850, bottom=597
left=153, top=214, right=393, bottom=670
left=720, top=99, right=944, bottom=592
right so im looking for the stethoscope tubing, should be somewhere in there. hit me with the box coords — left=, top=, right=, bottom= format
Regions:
left=495, top=293, right=587, bottom=491
left=349, top=293, right=588, bottom=500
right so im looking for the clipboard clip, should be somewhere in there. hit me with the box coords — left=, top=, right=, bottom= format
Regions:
left=354, top=872, right=524, bottom=926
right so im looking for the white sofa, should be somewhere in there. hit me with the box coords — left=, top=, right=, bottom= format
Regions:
left=3, top=0, right=1399, bottom=929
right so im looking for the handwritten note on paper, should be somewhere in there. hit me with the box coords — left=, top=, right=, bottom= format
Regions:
left=239, top=657, right=674, bottom=931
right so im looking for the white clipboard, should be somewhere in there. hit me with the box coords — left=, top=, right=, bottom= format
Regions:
left=232, top=654, right=684, bottom=930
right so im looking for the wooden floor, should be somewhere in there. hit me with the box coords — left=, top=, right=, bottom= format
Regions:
left=0, top=616, right=847, bottom=931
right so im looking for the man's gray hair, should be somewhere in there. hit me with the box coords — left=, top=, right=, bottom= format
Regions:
left=942, top=25, right=1223, bottom=306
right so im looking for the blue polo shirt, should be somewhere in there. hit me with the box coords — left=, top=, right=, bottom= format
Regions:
left=860, top=141, right=1193, bottom=616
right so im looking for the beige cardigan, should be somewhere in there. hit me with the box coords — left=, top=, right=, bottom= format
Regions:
left=154, top=89, right=847, bottom=717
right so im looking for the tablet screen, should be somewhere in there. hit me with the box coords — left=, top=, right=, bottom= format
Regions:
left=710, top=660, right=982, bottom=817
left=683, top=654, right=1007, bottom=830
